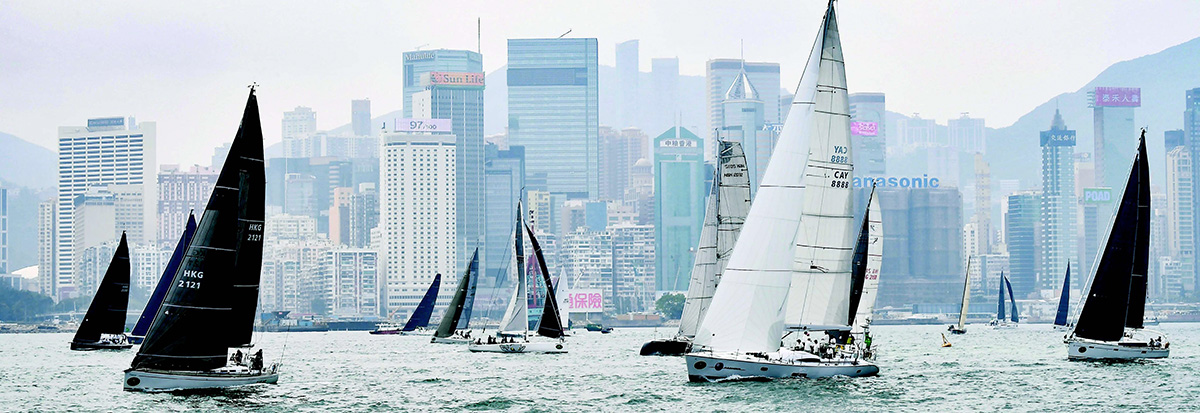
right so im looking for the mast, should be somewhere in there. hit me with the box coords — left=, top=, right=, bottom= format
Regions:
left=402, top=274, right=441, bottom=331
left=694, top=2, right=834, bottom=354
left=498, top=201, right=528, bottom=335
left=73, top=233, right=130, bottom=344
left=134, top=90, right=263, bottom=371
left=997, top=273, right=1006, bottom=322
left=957, top=258, right=972, bottom=330
left=132, top=214, right=196, bottom=339
left=1054, top=264, right=1070, bottom=327
left=227, top=84, right=266, bottom=347
left=1074, top=133, right=1149, bottom=341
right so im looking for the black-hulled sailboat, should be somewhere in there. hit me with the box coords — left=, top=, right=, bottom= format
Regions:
left=432, top=249, right=479, bottom=344
left=469, top=200, right=567, bottom=353
left=124, top=87, right=276, bottom=391
left=130, top=214, right=196, bottom=344
left=71, top=233, right=133, bottom=351
left=1053, top=263, right=1071, bottom=331
left=1067, top=132, right=1168, bottom=360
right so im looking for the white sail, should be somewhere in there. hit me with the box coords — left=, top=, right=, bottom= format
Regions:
left=678, top=141, right=752, bottom=338
left=957, top=259, right=972, bottom=330
left=852, top=190, right=883, bottom=333
left=786, top=4, right=856, bottom=331
left=498, top=220, right=528, bottom=335
left=693, top=6, right=830, bottom=354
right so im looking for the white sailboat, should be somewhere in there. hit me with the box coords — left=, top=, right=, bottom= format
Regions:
left=640, top=140, right=751, bottom=356
left=469, top=201, right=568, bottom=354
left=948, top=258, right=971, bottom=334
left=850, top=187, right=882, bottom=350
left=1067, top=132, right=1168, bottom=360
left=686, top=1, right=880, bottom=381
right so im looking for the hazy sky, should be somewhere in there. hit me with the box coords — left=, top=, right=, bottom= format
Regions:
left=3, top=1, right=1199, bottom=166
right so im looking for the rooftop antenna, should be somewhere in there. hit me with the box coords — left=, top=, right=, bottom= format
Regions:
left=740, top=39, right=745, bottom=70
left=558, top=29, right=572, bottom=39
left=415, top=43, right=430, bottom=50
left=477, top=18, right=482, bottom=54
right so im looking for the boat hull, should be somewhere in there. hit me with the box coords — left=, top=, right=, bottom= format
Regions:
left=71, top=340, right=133, bottom=351
left=1067, top=339, right=1169, bottom=360
left=639, top=338, right=692, bottom=356
left=128, top=335, right=144, bottom=345
left=123, top=368, right=279, bottom=392
left=431, top=336, right=471, bottom=344
left=685, top=353, right=879, bottom=382
left=947, top=327, right=966, bottom=335
left=467, top=341, right=567, bottom=354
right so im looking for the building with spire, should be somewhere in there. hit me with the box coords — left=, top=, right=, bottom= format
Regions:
left=1039, top=109, right=1077, bottom=294
left=706, top=59, right=780, bottom=162
left=718, top=67, right=772, bottom=193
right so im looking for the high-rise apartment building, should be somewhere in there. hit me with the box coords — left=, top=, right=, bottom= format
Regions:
left=483, top=144, right=525, bottom=287
left=1168, top=142, right=1195, bottom=293
left=653, top=127, right=705, bottom=292
left=848, top=93, right=886, bottom=177
left=973, top=154, right=992, bottom=255
left=706, top=59, right=780, bottom=161
left=1186, top=87, right=1200, bottom=298
left=599, top=127, right=647, bottom=201
left=348, top=183, right=379, bottom=249
left=0, top=186, right=6, bottom=274
left=329, top=187, right=353, bottom=246
left=948, top=113, right=986, bottom=154
left=508, top=38, right=600, bottom=202
left=1039, top=110, right=1077, bottom=293
left=157, top=164, right=218, bottom=242
left=1005, top=191, right=1040, bottom=299
left=56, top=117, right=156, bottom=299
left=282, top=106, right=317, bottom=142
left=615, top=40, right=639, bottom=129
left=858, top=187, right=963, bottom=308
left=37, top=198, right=55, bottom=297
left=351, top=99, right=372, bottom=137
left=322, top=249, right=379, bottom=318
left=380, top=130, right=457, bottom=318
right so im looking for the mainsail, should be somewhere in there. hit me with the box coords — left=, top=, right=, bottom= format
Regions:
left=956, top=258, right=972, bottom=331
left=677, top=140, right=751, bottom=338
left=435, top=250, right=479, bottom=338
left=498, top=202, right=528, bottom=335
left=73, top=233, right=131, bottom=345
left=131, top=214, right=196, bottom=340
left=403, top=274, right=442, bottom=331
left=527, top=222, right=565, bottom=338
left=1074, top=134, right=1149, bottom=342
left=1005, top=276, right=1019, bottom=323
left=134, top=90, right=265, bottom=371
left=849, top=186, right=882, bottom=331
left=997, top=273, right=1006, bottom=322
left=1054, top=264, right=1070, bottom=327
left=694, top=2, right=838, bottom=353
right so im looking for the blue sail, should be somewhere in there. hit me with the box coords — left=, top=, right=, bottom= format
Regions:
left=402, top=274, right=442, bottom=331
left=130, top=214, right=196, bottom=343
left=1005, top=276, right=1019, bottom=323
left=997, top=273, right=1006, bottom=321
left=1054, top=264, right=1070, bottom=326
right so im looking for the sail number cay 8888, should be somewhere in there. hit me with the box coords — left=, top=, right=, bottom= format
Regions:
left=179, top=270, right=203, bottom=289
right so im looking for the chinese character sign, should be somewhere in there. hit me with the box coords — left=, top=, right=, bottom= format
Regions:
left=562, top=289, right=605, bottom=313
left=1094, top=87, right=1141, bottom=107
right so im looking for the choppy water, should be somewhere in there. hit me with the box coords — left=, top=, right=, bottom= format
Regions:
left=3, top=323, right=1200, bottom=411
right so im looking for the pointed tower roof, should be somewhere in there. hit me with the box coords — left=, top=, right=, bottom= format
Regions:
left=724, top=69, right=759, bottom=101
left=1050, top=108, right=1067, bottom=130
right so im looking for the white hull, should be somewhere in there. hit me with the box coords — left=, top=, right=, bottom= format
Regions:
left=468, top=340, right=567, bottom=354
left=124, top=367, right=279, bottom=392
left=1052, top=324, right=1072, bottom=331
left=1067, top=333, right=1169, bottom=360
left=431, top=336, right=471, bottom=344
left=686, top=351, right=878, bottom=382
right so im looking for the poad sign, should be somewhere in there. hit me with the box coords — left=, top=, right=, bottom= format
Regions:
left=562, top=289, right=604, bottom=313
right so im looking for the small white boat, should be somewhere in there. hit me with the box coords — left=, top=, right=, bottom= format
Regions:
left=431, top=335, right=472, bottom=344
left=124, top=364, right=279, bottom=392
left=468, top=338, right=567, bottom=354
left=1068, top=329, right=1168, bottom=360
left=687, top=349, right=878, bottom=382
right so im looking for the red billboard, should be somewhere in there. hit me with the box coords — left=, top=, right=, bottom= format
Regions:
left=1094, top=87, right=1141, bottom=107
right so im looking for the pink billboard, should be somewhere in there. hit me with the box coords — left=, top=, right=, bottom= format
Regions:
left=851, top=121, right=878, bottom=136
left=1094, top=87, right=1141, bottom=107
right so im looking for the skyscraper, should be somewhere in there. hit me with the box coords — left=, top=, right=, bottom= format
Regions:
left=1184, top=87, right=1200, bottom=293
left=653, top=127, right=705, bottom=292
left=599, top=127, right=647, bottom=202
left=719, top=68, right=772, bottom=193
left=37, top=198, right=55, bottom=298
left=615, top=40, right=640, bottom=129
left=351, top=99, right=372, bottom=137
left=649, top=57, right=680, bottom=138
left=379, top=129, right=457, bottom=318
left=1090, top=87, right=1140, bottom=194
left=848, top=93, right=886, bottom=177
left=948, top=113, right=987, bottom=154
left=0, top=186, right=6, bottom=274
left=508, top=38, right=600, bottom=210
left=348, top=183, right=379, bottom=249
left=1039, top=110, right=1077, bottom=293
left=1005, top=191, right=1040, bottom=299
left=483, top=144, right=525, bottom=288
left=403, top=48, right=486, bottom=277
left=157, top=164, right=218, bottom=242
left=1165, top=132, right=1192, bottom=293
left=56, top=117, right=156, bottom=299
left=973, top=154, right=992, bottom=255
left=321, top=249, right=379, bottom=318
left=706, top=59, right=780, bottom=161
left=282, top=106, right=316, bottom=143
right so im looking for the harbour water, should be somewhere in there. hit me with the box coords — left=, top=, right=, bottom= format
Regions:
left=3, top=323, right=1200, bottom=411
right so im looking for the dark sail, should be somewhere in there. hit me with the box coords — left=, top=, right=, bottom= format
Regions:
left=1005, top=276, right=1018, bottom=323
left=1074, top=134, right=1149, bottom=341
left=133, top=90, right=262, bottom=371
left=1054, top=264, right=1070, bottom=327
left=847, top=187, right=874, bottom=326
left=132, top=214, right=196, bottom=339
left=526, top=223, right=565, bottom=338
left=435, top=250, right=478, bottom=338
left=227, top=89, right=266, bottom=347
left=997, top=273, right=1006, bottom=321
left=403, top=274, right=441, bottom=331
left=73, top=233, right=131, bottom=344
left=457, top=249, right=479, bottom=330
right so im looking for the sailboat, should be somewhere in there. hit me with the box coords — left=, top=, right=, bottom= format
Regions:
left=686, top=1, right=881, bottom=382
left=640, top=140, right=751, bottom=356
left=849, top=186, right=883, bottom=343
left=130, top=214, right=196, bottom=345
left=124, top=87, right=277, bottom=391
left=469, top=201, right=567, bottom=353
left=71, top=233, right=133, bottom=351
left=1067, top=132, right=1168, bottom=360
left=431, top=249, right=480, bottom=344
left=990, top=274, right=1018, bottom=328
left=948, top=258, right=971, bottom=334
left=372, top=275, right=442, bottom=335
left=1053, top=263, right=1072, bottom=331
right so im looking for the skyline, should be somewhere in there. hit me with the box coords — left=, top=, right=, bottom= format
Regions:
left=3, top=1, right=1200, bottom=166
